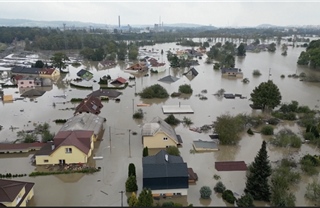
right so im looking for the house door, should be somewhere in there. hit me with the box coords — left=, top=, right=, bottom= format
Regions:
left=59, top=159, right=65, bottom=165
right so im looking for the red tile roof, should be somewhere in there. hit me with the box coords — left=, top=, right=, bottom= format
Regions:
left=39, top=68, right=56, bottom=75
left=215, top=161, right=247, bottom=171
left=0, top=179, right=34, bottom=203
left=110, top=77, right=127, bottom=85
left=74, top=96, right=103, bottom=115
left=53, top=130, right=94, bottom=154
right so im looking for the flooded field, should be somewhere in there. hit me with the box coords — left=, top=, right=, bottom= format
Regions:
left=1, top=39, right=320, bottom=206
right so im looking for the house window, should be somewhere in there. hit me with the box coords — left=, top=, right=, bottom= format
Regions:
left=29, top=81, right=32, bottom=84
left=163, top=137, right=168, bottom=141
left=44, top=159, right=49, bottom=163
left=20, top=82, right=24, bottom=84
left=65, top=148, right=72, bottom=153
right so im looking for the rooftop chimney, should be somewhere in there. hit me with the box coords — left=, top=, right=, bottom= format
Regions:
left=165, top=154, right=168, bottom=162
left=51, top=142, right=55, bottom=150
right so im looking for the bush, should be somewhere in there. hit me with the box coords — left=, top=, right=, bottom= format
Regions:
left=164, top=114, right=180, bottom=126
left=179, top=84, right=193, bottom=94
left=133, top=109, right=144, bottom=119
left=29, top=167, right=100, bottom=177
left=247, top=128, right=254, bottom=135
left=281, top=74, right=285, bottom=78
left=171, top=92, right=181, bottom=97
left=271, top=129, right=302, bottom=148
left=271, top=111, right=296, bottom=120
left=54, top=119, right=67, bottom=124
left=166, top=146, right=180, bottom=156
left=139, top=84, right=169, bottom=99
left=222, top=190, right=236, bottom=204
left=182, top=117, right=193, bottom=126
left=213, top=181, right=226, bottom=193
left=267, top=118, right=280, bottom=125
left=253, top=69, right=261, bottom=76
left=237, top=194, right=254, bottom=207
left=125, top=175, right=138, bottom=192
left=261, top=125, right=274, bottom=135
left=200, top=186, right=212, bottom=199
left=70, top=98, right=83, bottom=102
left=128, top=163, right=136, bottom=177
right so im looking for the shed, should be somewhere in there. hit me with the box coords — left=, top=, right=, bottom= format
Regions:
left=193, top=140, right=219, bottom=152
left=224, top=93, right=235, bottom=99
left=215, top=161, right=247, bottom=171
left=110, top=77, right=127, bottom=85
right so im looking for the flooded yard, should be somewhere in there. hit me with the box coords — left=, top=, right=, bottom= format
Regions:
left=0, top=39, right=320, bottom=206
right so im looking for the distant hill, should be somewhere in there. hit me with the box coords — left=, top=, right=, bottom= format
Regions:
left=0, top=18, right=216, bottom=29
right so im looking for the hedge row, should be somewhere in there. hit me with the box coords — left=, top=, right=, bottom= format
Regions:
left=29, top=167, right=100, bottom=177
left=0, top=173, right=27, bottom=178
left=70, top=82, right=93, bottom=89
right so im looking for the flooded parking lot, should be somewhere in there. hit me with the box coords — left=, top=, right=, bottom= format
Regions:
left=1, top=39, right=320, bottom=206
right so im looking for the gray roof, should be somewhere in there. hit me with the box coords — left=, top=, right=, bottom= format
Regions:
left=221, top=68, right=242, bottom=74
left=143, top=150, right=188, bottom=178
left=141, top=116, right=180, bottom=144
left=60, top=113, right=105, bottom=136
left=20, top=89, right=46, bottom=97
left=158, top=75, right=179, bottom=83
left=11, top=66, right=40, bottom=75
left=184, top=67, right=198, bottom=76
left=87, top=89, right=122, bottom=99
left=193, top=140, right=218, bottom=150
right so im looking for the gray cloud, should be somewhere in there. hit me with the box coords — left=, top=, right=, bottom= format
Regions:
left=0, top=1, right=319, bottom=27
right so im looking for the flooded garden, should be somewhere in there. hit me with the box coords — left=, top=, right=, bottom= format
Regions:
left=0, top=38, right=320, bottom=206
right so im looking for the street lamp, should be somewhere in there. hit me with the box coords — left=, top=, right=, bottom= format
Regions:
left=119, top=191, right=124, bottom=207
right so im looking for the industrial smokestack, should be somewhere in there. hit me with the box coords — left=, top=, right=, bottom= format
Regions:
left=118, top=15, right=120, bottom=28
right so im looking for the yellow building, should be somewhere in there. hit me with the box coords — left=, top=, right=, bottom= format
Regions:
left=34, top=130, right=95, bottom=165
left=141, top=117, right=182, bottom=149
left=39, top=68, right=60, bottom=79
left=0, top=179, right=35, bottom=207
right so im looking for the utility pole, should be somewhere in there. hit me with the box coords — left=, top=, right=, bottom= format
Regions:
left=109, top=126, right=111, bottom=153
left=119, top=191, right=124, bottom=207
left=268, top=68, right=271, bottom=81
left=128, top=129, right=131, bottom=158
left=132, top=99, right=134, bottom=114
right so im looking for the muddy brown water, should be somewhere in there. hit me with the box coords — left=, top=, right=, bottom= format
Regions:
left=1, top=39, right=320, bottom=206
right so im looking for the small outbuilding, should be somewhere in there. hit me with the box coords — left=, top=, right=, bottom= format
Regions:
left=192, top=140, right=219, bottom=152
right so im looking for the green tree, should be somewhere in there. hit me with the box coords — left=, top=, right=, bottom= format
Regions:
left=164, top=114, right=180, bottom=126
left=222, top=190, right=236, bottom=204
left=237, top=43, right=246, bottom=56
left=178, top=84, right=193, bottom=94
left=137, top=188, right=153, bottom=207
left=200, top=186, right=212, bottom=199
left=237, top=193, right=254, bottom=207
left=305, top=181, right=320, bottom=206
left=128, top=163, right=136, bottom=177
left=166, top=146, right=180, bottom=156
left=139, top=84, right=169, bottom=99
left=50, top=52, right=70, bottom=72
left=250, top=80, right=282, bottom=111
left=143, top=147, right=149, bottom=157
left=268, top=42, right=276, bottom=52
left=128, top=192, right=138, bottom=207
left=297, top=51, right=310, bottom=65
left=34, top=60, right=45, bottom=68
left=125, top=175, right=138, bottom=192
left=213, top=114, right=245, bottom=145
left=42, top=131, right=54, bottom=143
left=244, top=141, right=271, bottom=201
left=213, top=181, right=226, bottom=193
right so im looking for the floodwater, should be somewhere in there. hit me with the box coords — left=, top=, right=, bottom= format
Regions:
left=1, top=39, right=320, bottom=206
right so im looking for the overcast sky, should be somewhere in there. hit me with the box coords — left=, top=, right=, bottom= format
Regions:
left=0, top=1, right=319, bottom=27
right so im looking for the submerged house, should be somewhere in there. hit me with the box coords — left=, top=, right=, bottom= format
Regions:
left=59, top=113, right=105, bottom=141
left=0, top=179, right=35, bottom=207
left=142, top=150, right=188, bottom=196
left=183, top=67, right=198, bottom=80
left=125, top=63, right=148, bottom=73
left=76, top=69, right=93, bottom=81
left=141, top=116, right=182, bottom=149
left=110, top=77, right=127, bottom=85
left=221, top=68, right=243, bottom=78
left=74, top=96, right=103, bottom=115
left=87, top=89, right=122, bottom=99
left=34, top=130, right=95, bottom=165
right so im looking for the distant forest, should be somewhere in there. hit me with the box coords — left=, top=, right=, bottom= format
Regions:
left=0, top=26, right=319, bottom=51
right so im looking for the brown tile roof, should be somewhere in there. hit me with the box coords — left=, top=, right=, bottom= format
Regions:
left=0, top=179, right=34, bottom=203
left=110, top=77, right=127, bottom=85
left=188, top=168, right=198, bottom=181
left=39, top=68, right=56, bottom=75
left=215, top=161, right=247, bottom=171
left=74, top=96, right=103, bottom=115
left=0, top=142, right=46, bottom=151
left=53, top=130, right=94, bottom=154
